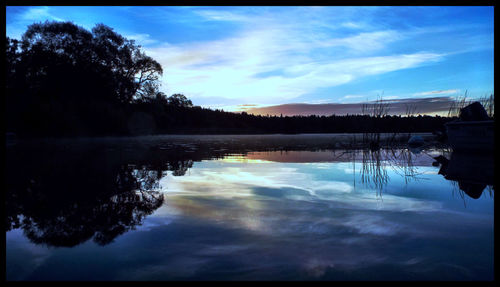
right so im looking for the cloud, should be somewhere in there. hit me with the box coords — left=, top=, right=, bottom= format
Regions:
left=7, top=6, right=66, bottom=39
left=341, top=22, right=365, bottom=29
left=145, top=22, right=444, bottom=105
left=141, top=8, right=446, bottom=106
left=20, top=6, right=65, bottom=22
left=339, top=95, right=366, bottom=103
left=244, top=96, right=456, bottom=116
left=194, top=10, right=254, bottom=22
left=413, top=89, right=461, bottom=97
left=343, top=95, right=364, bottom=99
left=321, top=30, right=403, bottom=52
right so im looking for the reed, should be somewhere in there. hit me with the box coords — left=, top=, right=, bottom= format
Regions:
left=447, top=91, right=494, bottom=119
left=361, top=94, right=390, bottom=150
left=447, top=90, right=469, bottom=118
left=360, top=149, right=389, bottom=197
left=478, top=94, right=494, bottom=118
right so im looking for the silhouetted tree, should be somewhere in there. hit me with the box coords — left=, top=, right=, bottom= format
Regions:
left=7, top=21, right=162, bottom=137
left=168, top=93, right=193, bottom=108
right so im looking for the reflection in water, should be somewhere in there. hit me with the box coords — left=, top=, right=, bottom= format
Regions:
left=6, top=162, right=165, bottom=247
left=387, top=148, right=421, bottom=183
left=5, top=136, right=494, bottom=280
left=344, top=146, right=494, bottom=200
left=434, top=152, right=494, bottom=200
left=337, top=148, right=426, bottom=197
left=153, top=148, right=492, bottom=280
left=360, top=149, right=389, bottom=196
left=6, top=146, right=198, bottom=247
left=6, top=140, right=494, bottom=248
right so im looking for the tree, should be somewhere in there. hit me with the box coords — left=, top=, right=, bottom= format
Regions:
left=137, top=81, right=161, bottom=101
left=6, top=37, right=20, bottom=75
left=7, top=21, right=164, bottom=136
left=130, top=50, right=163, bottom=101
left=155, top=92, right=168, bottom=102
left=168, top=93, right=193, bottom=108
left=6, top=37, right=22, bottom=131
left=91, top=23, right=163, bottom=102
left=13, top=21, right=163, bottom=104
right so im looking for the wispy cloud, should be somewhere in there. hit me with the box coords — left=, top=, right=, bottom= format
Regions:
left=413, top=89, right=461, bottom=97
left=137, top=7, right=452, bottom=105
left=194, top=10, right=254, bottom=22
left=339, top=95, right=366, bottom=103
left=321, top=30, right=403, bottom=52
left=20, top=6, right=65, bottom=22
left=146, top=22, right=444, bottom=106
left=341, top=22, right=366, bottom=29
left=7, top=6, right=65, bottom=39
left=343, top=95, right=364, bottom=99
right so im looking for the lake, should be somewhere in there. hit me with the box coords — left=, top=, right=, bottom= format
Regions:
left=5, top=134, right=494, bottom=281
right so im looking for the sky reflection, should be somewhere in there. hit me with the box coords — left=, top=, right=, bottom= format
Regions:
left=6, top=150, right=494, bottom=280
left=135, top=152, right=492, bottom=280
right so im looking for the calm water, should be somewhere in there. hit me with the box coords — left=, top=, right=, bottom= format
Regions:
left=6, top=135, right=494, bottom=281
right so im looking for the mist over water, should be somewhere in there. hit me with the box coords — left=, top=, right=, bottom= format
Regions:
left=6, top=135, right=494, bottom=281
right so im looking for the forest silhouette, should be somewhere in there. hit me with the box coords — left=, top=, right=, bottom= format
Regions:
left=7, top=21, right=454, bottom=138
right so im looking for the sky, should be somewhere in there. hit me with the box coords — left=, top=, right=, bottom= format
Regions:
left=6, top=6, right=494, bottom=115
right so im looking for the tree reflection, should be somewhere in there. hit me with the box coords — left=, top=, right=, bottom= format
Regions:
left=168, top=160, right=194, bottom=176
left=6, top=148, right=196, bottom=247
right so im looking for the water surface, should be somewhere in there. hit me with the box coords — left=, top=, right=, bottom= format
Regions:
left=6, top=135, right=494, bottom=280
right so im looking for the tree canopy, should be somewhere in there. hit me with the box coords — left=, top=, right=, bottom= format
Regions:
left=11, top=21, right=163, bottom=104
left=6, top=21, right=164, bottom=136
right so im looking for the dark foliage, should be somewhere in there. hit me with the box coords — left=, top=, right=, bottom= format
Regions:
left=6, top=21, right=162, bottom=137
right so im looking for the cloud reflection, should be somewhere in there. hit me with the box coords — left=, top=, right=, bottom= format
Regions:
left=158, top=160, right=448, bottom=241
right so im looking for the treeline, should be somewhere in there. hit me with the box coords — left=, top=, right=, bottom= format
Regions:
left=6, top=21, right=453, bottom=138
left=133, top=100, right=453, bottom=134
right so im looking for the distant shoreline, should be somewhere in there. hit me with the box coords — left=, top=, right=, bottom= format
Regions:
left=7, top=132, right=434, bottom=141
left=7, top=133, right=441, bottom=154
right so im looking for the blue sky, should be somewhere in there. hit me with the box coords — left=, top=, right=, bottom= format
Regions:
left=6, top=6, right=494, bottom=114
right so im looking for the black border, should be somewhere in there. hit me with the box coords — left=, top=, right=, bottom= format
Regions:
left=3, top=1, right=497, bottom=286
